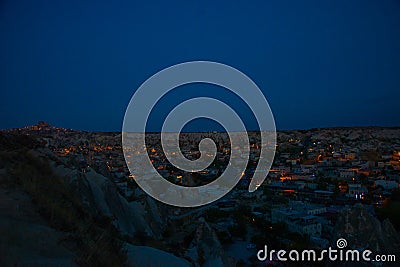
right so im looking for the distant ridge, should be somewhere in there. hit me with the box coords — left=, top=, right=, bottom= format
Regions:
left=1, top=121, right=400, bottom=133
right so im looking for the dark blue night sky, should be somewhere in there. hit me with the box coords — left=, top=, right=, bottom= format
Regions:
left=1, top=0, right=399, bottom=131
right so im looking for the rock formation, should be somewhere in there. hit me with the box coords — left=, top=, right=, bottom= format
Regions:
left=186, top=217, right=235, bottom=267
left=333, top=204, right=400, bottom=266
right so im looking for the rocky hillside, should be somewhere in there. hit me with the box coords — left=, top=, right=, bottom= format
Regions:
left=333, top=204, right=400, bottom=266
left=0, top=132, right=192, bottom=267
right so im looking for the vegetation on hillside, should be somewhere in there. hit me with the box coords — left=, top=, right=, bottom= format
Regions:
left=0, top=133, right=127, bottom=266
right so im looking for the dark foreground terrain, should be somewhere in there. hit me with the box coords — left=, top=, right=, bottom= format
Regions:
left=0, top=124, right=399, bottom=266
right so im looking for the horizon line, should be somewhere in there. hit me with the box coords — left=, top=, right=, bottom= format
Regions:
left=2, top=122, right=400, bottom=133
